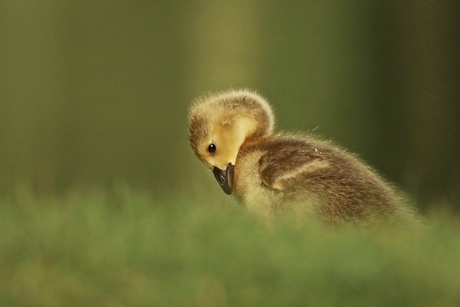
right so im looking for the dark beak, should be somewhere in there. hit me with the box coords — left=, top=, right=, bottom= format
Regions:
left=212, top=163, right=234, bottom=195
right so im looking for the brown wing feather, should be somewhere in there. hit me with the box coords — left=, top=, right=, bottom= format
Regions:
left=259, top=137, right=330, bottom=190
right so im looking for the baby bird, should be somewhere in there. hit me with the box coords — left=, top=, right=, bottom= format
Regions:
left=188, top=89, right=415, bottom=225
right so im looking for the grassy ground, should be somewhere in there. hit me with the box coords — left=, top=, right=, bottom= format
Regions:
left=0, top=186, right=459, bottom=306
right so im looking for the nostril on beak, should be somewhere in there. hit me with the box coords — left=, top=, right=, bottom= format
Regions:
left=212, top=165, right=234, bottom=195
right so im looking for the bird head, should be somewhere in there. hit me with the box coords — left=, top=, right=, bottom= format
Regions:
left=188, top=89, right=274, bottom=194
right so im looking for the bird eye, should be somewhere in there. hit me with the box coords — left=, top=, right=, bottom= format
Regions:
left=208, top=143, right=217, bottom=154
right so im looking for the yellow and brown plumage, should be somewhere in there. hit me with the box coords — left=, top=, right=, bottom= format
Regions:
left=188, top=89, right=416, bottom=224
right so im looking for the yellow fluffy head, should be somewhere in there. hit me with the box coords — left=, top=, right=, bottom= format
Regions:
left=188, top=89, right=274, bottom=171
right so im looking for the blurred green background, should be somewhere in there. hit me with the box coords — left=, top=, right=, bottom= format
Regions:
left=1, top=0, right=459, bottom=210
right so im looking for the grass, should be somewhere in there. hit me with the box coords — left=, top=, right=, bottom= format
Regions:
left=1, top=186, right=460, bottom=306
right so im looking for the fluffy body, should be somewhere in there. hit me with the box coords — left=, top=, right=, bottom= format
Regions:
left=189, top=89, right=416, bottom=224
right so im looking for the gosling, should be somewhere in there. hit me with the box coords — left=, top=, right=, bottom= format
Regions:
left=188, top=89, right=416, bottom=225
